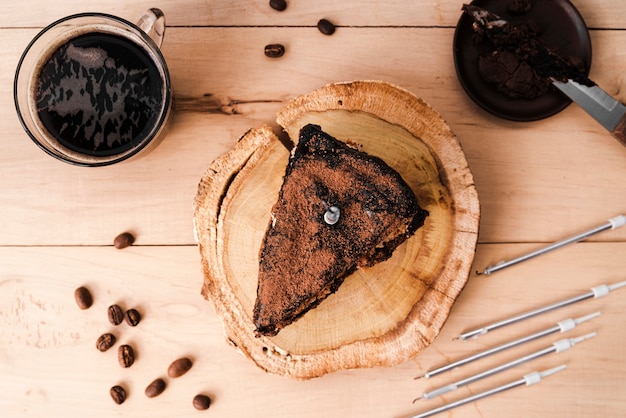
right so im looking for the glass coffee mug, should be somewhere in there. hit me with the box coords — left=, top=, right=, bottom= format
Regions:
left=14, top=9, right=172, bottom=166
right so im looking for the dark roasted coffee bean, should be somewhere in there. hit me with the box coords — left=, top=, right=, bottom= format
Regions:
left=110, top=385, right=127, bottom=405
left=193, top=394, right=212, bottom=410
left=317, top=18, right=336, bottom=35
left=74, top=286, right=93, bottom=309
left=113, top=232, right=135, bottom=249
left=269, top=0, right=287, bottom=11
left=264, top=44, right=285, bottom=58
left=96, top=333, right=116, bottom=352
left=125, top=308, right=141, bottom=326
left=118, top=344, right=135, bottom=368
left=167, top=357, right=193, bottom=378
left=145, top=378, right=166, bottom=398
left=108, top=304, right=124, bottom=325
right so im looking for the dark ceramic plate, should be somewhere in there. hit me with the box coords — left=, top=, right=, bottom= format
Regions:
left=453, top=0, right=592, bottom=121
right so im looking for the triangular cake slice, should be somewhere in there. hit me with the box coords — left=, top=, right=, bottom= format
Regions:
left=253, top=124, right=429, bottom=337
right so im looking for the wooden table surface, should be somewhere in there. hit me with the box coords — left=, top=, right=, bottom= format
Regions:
left=2, top=1, right=625, bottom=417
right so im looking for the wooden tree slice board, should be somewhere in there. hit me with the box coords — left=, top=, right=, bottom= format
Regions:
left=193, top=81, right=480, bottom=379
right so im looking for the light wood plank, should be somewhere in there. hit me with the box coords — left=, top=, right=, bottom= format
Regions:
left=2, top=27, right=626, bottom=246
left=1, top=0, right=624, bottom=30
left=1, top=243, right=624, bottom=417
left=3, top=2, right=625, bottom=418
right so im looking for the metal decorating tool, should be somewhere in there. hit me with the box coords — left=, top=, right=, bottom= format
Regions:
left=552, top=80, right=626, bottom=146
left=477, top=215, right=626, bottom=276
left=410, top=365, right=567, bottom=418
left=415, top=333, right=595, bottom=401
left=459, top=281, right=626, bottom=340
left=421, top=311, right=600, bottom=379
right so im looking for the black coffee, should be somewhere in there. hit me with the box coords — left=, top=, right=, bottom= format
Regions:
left=35, top=32, right=163, bottom=156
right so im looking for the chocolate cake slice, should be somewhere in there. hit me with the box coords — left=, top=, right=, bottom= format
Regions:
left=253, top=124, right=428, bottom=337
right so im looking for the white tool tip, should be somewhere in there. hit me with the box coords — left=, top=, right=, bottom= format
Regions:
left=572, top=332, right=597, bottom=345
left=608, top=281, right=626, bottom=291
left=609, top=215, right=626, bottom=229
left=574, top=311, right=601, bottom=324
left=540, top=364, right=567, bottom=378
left=526, top=364, right=567, bottom=386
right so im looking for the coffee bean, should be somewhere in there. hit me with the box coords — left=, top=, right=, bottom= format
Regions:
left=193, top=394, right=212, bottom=410
left=125, top=308, right=141, bottom=327
left=145, top=378, right=166, bottom=398
left=118, top=344, right=135, bottom=368
left=74, top=286, right=93, bottom=309
left=269, top=0, right=287, bottom=11
left=108, top=304, right=124, bottom=326
left=167, top=357, right=193, bottom=378
left=317, top=18, right=336, bottom=35
left=96, top=333, right=117, bottom=352
left=264, top=44, right=285, bottom=58
left=113, top=232, right=135, bottom=249
left=110, top=385, right=127, bottom=405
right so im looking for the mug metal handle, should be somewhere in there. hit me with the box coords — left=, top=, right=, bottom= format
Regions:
left=136, top=8, right=165, bottom=48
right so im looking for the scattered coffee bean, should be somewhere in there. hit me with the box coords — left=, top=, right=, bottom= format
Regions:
left=167, top=357, right=193, bottom=378
left=110, top=385, right=127, bottom=405
left=269, top=0, right=287, bottom=11
left=125, top=308, right=141, bottom=327
left=317, top=18, right=336, bottom=35
left=74, top=286, right=93, bottom=309
left=96, top=333, right=117, bottom=352
left=108, top=304, right=124, bottom=326
left=264, top=44, right=285, bottom=58
left=118, top=344, right=135, bottom=368
left=193, top=394, right=212, bottom=410
left=145, top=378, right=166, bottom=398
left=113, top=232, right=135, bottom=249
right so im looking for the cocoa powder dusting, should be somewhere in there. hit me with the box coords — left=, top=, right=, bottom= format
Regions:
left=253, top=124, right=428, bottom=336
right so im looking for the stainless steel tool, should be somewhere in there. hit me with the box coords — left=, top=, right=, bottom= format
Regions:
left=459, top=281, right=626, bottom=340
left=552, top=79, right=626, bottom=146
left=421, top=311, right=599, bottom=379
left=416, top=333, right=595, bottom=401
left=477, top=215, right=626, bottom=276
left=410, top=365, right=567, bottom=418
